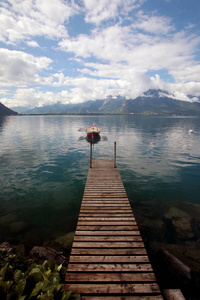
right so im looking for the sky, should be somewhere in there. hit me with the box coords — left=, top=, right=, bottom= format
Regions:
left=0, top=0, right=200, bottom=109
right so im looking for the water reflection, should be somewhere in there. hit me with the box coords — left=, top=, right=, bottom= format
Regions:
left=0, top=116, right=8, bottom=132
left=86, top=135, right=101, bottom=144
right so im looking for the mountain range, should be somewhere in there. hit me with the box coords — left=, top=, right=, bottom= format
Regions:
left=7, top=89, right=200, bottom=115
left=0, top=102, right=18, bottom=116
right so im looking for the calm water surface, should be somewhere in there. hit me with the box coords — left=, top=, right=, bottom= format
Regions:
left=0, top=115, right=200, bottom=250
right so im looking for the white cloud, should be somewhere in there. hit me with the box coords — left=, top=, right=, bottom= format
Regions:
left=0, top=0, right=200, bottom=108
left=0, top=89, right=10, bottom=95
left=0, top=48, right=52, bottom=86
left=1, top=88, right=71, bottom=108
left=82, top=0, right=145, bottom=25
left=59, top=19, right=199, bottom=83
left=26, top=40, right=39, bottom=47
left=133, top=11, right=174, bottom=35
left=0, top=0, right=79, bottom=44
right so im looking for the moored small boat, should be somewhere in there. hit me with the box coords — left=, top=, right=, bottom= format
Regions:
left=85, top=125, right=101, bottom=137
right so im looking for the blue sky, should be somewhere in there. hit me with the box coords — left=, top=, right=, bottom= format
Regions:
left=0, top=0, right=200, bottom=109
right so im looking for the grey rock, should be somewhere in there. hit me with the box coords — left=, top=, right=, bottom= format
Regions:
left=29, top=246, right=67, bottom=267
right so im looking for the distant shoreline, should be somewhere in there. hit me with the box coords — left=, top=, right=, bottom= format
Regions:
left=2, top=113, right=200, bottom=117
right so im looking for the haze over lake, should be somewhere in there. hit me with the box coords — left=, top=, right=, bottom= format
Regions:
left=0, top=115, right=200, bottom=256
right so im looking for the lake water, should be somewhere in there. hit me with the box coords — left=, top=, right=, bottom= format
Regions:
left=1, top=115, right=200, bottom=256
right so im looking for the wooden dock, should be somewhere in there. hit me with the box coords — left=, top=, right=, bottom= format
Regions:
left=65, top=159, right=163, bottom=299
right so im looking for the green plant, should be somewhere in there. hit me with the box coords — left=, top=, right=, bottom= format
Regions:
left=0, top=255, right=80, bottom=300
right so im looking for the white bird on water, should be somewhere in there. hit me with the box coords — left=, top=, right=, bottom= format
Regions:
left=189, top=129, right=193, bottom=133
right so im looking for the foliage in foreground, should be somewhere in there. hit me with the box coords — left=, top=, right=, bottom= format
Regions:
left=0, top=252, right=80, bottom=300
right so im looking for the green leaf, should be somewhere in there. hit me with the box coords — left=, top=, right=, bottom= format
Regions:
left=15, top=278, right=26, bottom=295
left=57, top=264, right=62, bottom=272
left=0, top=263, right=9, bottom=280
left=49, top=258, right=55, bottom=272
left=40, top=260, right=48, bottom=271
left=59, top=267, right=67, bottom=281
left=18, top=296, right=26, bottom=300
left=29, top=281, right=43, bottom=298
left=13, top=269, right=23, bottom=283
left=28, top=268, right=44, bottom=283
left=65, top=291, right=73, bottom=300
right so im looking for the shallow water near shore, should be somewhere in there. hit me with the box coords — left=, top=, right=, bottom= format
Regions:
left=0, top=115, right=200, bottom=259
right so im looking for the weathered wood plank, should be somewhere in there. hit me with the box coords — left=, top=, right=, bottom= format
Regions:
left=80, top=208, right=133, bottom=212
left=75, top=230, right=140, bottom=236
left=81, top=296, right=163, bottom=300
left=83, top=197, right=129, bottom=203
left=76, top=225, right=138, bottom=231
left=83, top=195, right=126, bottom=197
left=78, top=217, right=135, bottom=221
left=65, top=283, right=160, bottom=294
left=71, top=248, right=147, bottom=255
left=85, top=185, right=125, bottom=188
left=67, top=263, right=153, bottom=272
left=69, top=255, right=150, bottom=263
left=82, top=200, right=129, bottom=203
left=81, top=205, right=131, bottom=209
left=72, top=241, right=145, bottom=248
left=73, top=236, right=142, bottom=242
left=77, top=221, right=137, bottom=226
left=79, top=213, right=134, bottom=217
left=84, top=188, right=126, bottom=191
left=66, top=272, right=157, bottom=282
left=83, top=195, right=127, bottom=198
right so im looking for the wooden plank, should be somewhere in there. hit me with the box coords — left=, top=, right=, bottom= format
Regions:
left=71, top=248, right=147, bottom=255
left=80, top=208, right=133, bottom=211
left=83, top=195, right=127, bottom=197
left=81, top=204, right=130, bottom=207
left=81, top=205, right=131, bottom=209
left=76, top=225, right=138, bottom=231
left=75, top=230, right=140, bottom=236
left=82, top=199, right=129, bottom=202
left=67, top=263, right=153, bottom=272
left=84, top=189, right=125, bottom=191
left=72, top=241, right=145, bottom=248
left=65, top=283, right=160, bottom=294
left=82, top=199, right=128, bottom=202
left=81, top=296, right=163, bottom=300
left=73, top=236, right=142, bottom=242
left=66, top=272, right=157, bottom=282
left=78, top=212, right=134, bottom=216
left=83, top=195, right=127, bottom=198
left=77, top=221, right=137, bottom=226
left=85, top=185, right=125, bottom=188
left=69, top=255, right=150, bottom=263
left=79, top=211, right=133, bottom=217
left=78, top=217, right=135, bottom=221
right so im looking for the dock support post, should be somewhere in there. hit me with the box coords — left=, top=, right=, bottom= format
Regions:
left=114, top=141, right=117, bottom=168
left=90, top=142, right=92, bottom=168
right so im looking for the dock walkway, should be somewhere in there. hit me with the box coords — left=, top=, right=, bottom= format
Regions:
left=65, top=159, right=163, bottom=299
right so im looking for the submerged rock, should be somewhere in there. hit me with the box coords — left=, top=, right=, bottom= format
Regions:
left=54, top=232, right=75, bottom=251
left=43, top=232, right=75, bottom=254
left=149, top=241, right=200, bottom=272
left=139, top=219, right=165, bottom=241
left=164, top=207, right=194, bottom=240
left=9, top=221, right=28, bottom=233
